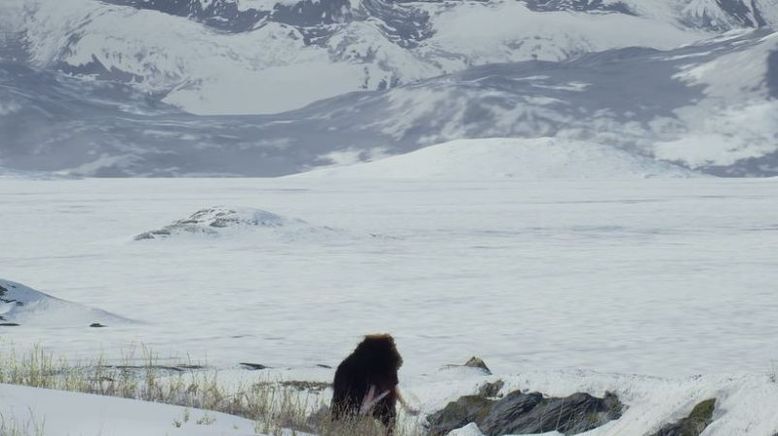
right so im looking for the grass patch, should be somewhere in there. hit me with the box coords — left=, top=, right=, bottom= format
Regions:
left=0, top=410, right=45, bottom=436
left=0, top=345, right=424, bottom=436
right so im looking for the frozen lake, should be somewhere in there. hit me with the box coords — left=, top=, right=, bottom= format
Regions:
left=1, top=177, right=776, bottom=378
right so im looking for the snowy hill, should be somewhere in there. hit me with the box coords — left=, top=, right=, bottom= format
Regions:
left=0, top=279, right=130, bottom=327
left=296, top=138, right=700, bottom=180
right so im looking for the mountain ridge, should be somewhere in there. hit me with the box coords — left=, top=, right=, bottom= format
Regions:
left=0, top=0, right=776, bottom=177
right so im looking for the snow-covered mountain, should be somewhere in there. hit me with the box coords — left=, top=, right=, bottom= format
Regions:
left=0, top=0, right=777, bottom=176
left=3, top=0, right=714, bottom=115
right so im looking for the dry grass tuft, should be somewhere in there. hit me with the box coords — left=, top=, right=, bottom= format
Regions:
left=0, top=345, right=425, bottom=436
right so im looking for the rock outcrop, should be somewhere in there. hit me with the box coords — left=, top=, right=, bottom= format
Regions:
left=135, top=207, right=311, bottom=240
left=649, top=398, right=716, bottom=436
left=427, top=389, right=622, bottom=436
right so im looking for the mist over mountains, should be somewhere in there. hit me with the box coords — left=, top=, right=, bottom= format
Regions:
left=0, top=0, right=776, bottom=176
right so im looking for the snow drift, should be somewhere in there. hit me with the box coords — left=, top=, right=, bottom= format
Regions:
left=0, top=279, right=130, bottom=327
left=0, top=383, right=263, bottom=436
left=296, top=138, right=700, bottom=180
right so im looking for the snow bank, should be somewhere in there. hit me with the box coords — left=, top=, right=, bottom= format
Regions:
left=0, top=279, right=130, bottom=327
left=0, top=383, right=262, bottom=436
left=297, top=138, right=700, bottom=180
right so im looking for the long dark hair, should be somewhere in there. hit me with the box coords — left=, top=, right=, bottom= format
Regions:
left=352, top=334, right=403, bottom=376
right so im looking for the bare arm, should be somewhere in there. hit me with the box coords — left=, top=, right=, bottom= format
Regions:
left=360, top=385, right=391, bottom=415
left=396, top=388, right=420, bottom=416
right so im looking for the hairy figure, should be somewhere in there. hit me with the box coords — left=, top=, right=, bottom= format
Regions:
left=331, top=334, right=415, bottom=433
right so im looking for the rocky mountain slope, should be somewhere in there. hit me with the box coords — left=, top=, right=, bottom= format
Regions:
left=0, top=0, right=776, bottom=176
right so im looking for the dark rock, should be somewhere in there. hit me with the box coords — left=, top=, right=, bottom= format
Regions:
left=0, top=284, right=20, bottom=304
left=175, top=364, right=205, bottom=370
left=427, top=395, right=494, bottom=436
left=649, top=398, right=716, bottom=436
left=427, top=390, right=623, bottom=436
left=0, top=322, right=20, bottom=326
left=477, top=380, right=505, bottom=398
left=135, top=207, right=304, bottom=241
left=483, top=391, right=622, bottom=435
left=102, top=364, right=205, bottom=373
left=464, top=356, right=492, bottom=375
left=316, top=364, right=333, bottom=369
left=89, top=322, right=107, bottom=328
left=767, top=51, right=778, bottom=99
left=240, top=362, right=270, bottom=370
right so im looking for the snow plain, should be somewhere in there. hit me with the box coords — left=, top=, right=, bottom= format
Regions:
left=1, top=176, right=777, bottom=379
left=1, top=173, right=778, bottom=435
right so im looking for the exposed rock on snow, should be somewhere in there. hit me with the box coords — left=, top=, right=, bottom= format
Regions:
left=296, top=138, right=701, bottom=180
left=648, top=398, right=716, bottom=436
left=477, top=380, right=504, bottom=399
left=0, top=279, right=130, bottom=327
left=463, top=357, right=491, bottom=374
left=429, top=395, right=493, bottom=435
left=135, top=206, right=332, bottom=240
left=240, top=362, right=271, bottom=370
left=427, top=389, right=623, bottom=436
left=442, top=356, right=493, bottom=376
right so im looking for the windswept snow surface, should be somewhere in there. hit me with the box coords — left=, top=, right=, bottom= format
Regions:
left=296, top=138, right=699, bottom=180
left=2, top=177, right=778, bottom=434
left=1, top=177, right=777, bottom=380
